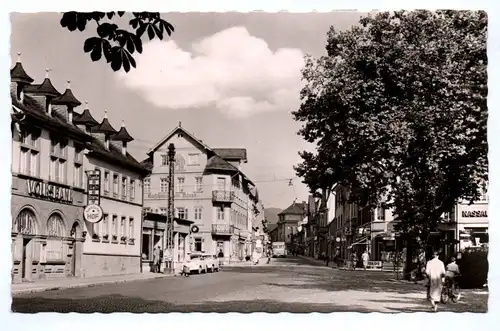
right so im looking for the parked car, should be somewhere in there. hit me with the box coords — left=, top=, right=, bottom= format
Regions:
left=203, top=254, right=220, bottom=272
left=183, top=253, right=208, bottom=274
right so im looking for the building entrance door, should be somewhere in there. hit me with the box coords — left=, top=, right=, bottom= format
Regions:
left=21, top=238, right=32, bottom=280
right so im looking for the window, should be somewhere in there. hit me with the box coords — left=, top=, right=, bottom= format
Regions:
left=194, top=238, right=202, bottom=252
left=177, top=207, right=187, bottom=219
left=194, top=207, right=202, bottom=220
left=46, top=213, right=65, bottom=261
left=129, top=179, right=135, bottom=201
left=13, top=208, right=37, bottom=234
left=160, top=208, right=167, bottom=215
left=189, top=153, right=200, bottom=165
left=377, top=207, right=385, bottom=221
left=160, top=178, right=168, bottom=192
left=120, top=216, right=126, bottom=237
left=129, top=218, right=134, bottom=239
left=49, top=138, right=68, bottom=184
left=195, top=177, right=203, bottom=192
left=177, top=177, right=185, bottom=192
left=73, top=145, right=84, bottom=188
left=144, top=177, right=150, bottom=194
left=104, top=171, right=110, bottom=193
left=122, top=176, right=128, bottom=199
left=112, top=215, right=118, bottom=236
left=113, top=173, right=119, bottom=197
left=217, top=206, right=225, bottom=221
left=161, top=154, right=168, bottom=166
left=217, top=177, right=226, bottom=191
left=101, top=214, right=109, bottom=236
left=19, top=130, right=40, bottom=177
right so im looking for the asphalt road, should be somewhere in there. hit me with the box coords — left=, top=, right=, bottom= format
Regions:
left=12, top=256, right=488, bottom=313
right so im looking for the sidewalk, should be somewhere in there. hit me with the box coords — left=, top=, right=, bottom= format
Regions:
left=11, top=272, right=173, bottom=295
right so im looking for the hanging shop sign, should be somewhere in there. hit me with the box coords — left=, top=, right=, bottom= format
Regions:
left=86, top=169, right=101, bottom=205
left=26, top=179, right=73, bottom=203
left=191, top=225, right=199, bottom=233
left=83, top=204, right=104, bottom=223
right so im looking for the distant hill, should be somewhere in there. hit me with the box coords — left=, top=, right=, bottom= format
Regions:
left=264, top=208, right=281, bottom=224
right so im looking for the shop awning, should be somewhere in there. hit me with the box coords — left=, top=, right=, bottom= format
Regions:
left=348, top=237, right=370, bottom=249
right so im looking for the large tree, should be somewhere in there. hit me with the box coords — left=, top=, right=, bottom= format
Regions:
left=293, top=10, right=487, bottom=272
left=60, top=12, right=174, bottom=72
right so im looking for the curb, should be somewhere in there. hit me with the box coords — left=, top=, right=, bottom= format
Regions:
left=11, top=274, right=173, bottom=296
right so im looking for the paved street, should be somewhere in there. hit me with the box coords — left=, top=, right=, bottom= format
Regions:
left=12, top=257, right=488, bottom=313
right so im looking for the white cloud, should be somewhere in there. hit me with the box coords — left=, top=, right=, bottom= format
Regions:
left=117, top=27, right=305, bottom=118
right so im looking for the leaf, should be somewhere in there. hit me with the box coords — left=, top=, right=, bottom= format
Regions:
left=117, top=11, right=125, bottom=17
left=110, top=46, right=123, bottom=71
left=97, top=23, right=118, bottom=39
left=60, top=12, right=78, bottom=31
left=147, top=25, right=155, bottom=40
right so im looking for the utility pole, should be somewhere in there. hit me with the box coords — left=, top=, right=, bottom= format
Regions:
left=165, top=143, right=176, bottom=274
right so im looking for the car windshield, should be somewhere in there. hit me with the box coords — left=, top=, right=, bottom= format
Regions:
left=190, top=255, right=202, bottom=260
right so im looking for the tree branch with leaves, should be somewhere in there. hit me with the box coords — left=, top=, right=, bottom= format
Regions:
left=60, top=12, right=175, bottom=72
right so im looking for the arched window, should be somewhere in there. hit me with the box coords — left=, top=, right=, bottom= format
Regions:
left=47, top=213, right=65, bottom=237
left=46, top=213, right=66, bottom=262
left=13, top=209, right=37, bottom=235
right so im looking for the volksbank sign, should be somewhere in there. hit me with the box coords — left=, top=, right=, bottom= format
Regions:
left=26, top=179, right=73, bottom=204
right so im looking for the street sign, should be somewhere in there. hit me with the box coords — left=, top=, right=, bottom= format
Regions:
left=191, top=225, right=199, bottom=233
left=83, top=204, right=103, bottom=223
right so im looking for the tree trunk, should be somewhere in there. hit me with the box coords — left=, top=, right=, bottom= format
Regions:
left=404, top=234, right=414, bottom=280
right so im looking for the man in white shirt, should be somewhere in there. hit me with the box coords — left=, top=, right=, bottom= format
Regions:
left=426, top=251, right=446, bottom=312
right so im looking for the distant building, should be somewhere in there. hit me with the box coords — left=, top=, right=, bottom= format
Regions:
left=277, top=201, right=307, bottom=250
left=141, top=124, right=262, bottom=266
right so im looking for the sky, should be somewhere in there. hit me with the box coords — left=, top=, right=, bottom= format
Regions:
left=10, top=12, right=366, bottom=210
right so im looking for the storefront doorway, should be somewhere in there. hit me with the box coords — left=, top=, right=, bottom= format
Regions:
left=21, top=238, right=32, bottom=280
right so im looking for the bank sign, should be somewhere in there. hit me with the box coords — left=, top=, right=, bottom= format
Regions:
left=26, top=179, right=73, bottom=203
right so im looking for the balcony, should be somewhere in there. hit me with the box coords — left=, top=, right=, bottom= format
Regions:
left=212, top=190, right=235, bottom=203
left=211, top=224, right=234, bottom=236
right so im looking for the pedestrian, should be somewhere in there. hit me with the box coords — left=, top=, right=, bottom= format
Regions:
left=325, top=253, right=330, bottom=267
left=158, top=247, right=164, bottom=273
left=361, top=250, right=369, bottom=270
left=218, top=249, right=224, bottom=268
left=351, top=252, right=358, bottom=270
left=425, top=251, right=446, bottom=312
left=153, top=246, right=160, bottom=273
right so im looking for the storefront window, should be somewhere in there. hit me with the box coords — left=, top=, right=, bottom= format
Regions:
left=142, top=233, right=151, bottom=260
left=46, top=213, right=65, bottom=262
left=47, top=213, right=65, bottom=237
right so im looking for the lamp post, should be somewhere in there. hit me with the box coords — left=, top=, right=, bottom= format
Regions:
left=165, top=143, right=176, bottom=274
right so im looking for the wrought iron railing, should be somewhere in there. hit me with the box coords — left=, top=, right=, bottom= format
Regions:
left=211, top=223, right=234, bottom=235
left=212, top=190, right=235, bottom=203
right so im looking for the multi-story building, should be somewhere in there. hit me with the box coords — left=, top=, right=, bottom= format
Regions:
left=277, top=201, right=307, bottom=251
left=10, top=56, right=148, bottom=282
left=141, top=123, right=262, bottom=265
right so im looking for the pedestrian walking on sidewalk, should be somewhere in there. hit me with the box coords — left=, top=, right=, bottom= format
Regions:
left=153, top=246, right=160, bottom=273
left=351, top=253, right=358, bottom=270
left=362, top=250, right=369, bottom=270
left=426, top=251, right=446, bottom=312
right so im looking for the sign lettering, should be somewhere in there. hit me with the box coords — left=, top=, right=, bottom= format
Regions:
left=26, top=180, right=73, bottom=203
left=83, top=204, right=103, bottom=223
left=461, top=210, right=488, bottom=218
left=86, top=169, right=101, bottom=205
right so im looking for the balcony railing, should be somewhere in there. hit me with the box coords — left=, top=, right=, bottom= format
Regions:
left=212, top=190, right=235, bottom=203
left=211, top=224, right=234, bottom=235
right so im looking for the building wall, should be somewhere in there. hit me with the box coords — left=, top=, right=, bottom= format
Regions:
left=11, top=120, right=87, bottom=282
left=82, top=155, right=144, bottom=276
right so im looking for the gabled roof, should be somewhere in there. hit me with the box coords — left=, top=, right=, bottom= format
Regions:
left=205, top=155, right=239, bottom=173
left=213, top=148, right=247, bottom=162
left=278, top=202, right=307, bottom=216
left=140, top=157, right=154, bottom=172
left=147, top=123, right=213, bottom=156
left=268, top=224, right=278, bottom=233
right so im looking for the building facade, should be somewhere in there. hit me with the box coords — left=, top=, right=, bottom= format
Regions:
left=10, top=57, right=148, bottom=282
left=277, top=201, right=307, bottom=252
left=141, top=124, right=262, bottom=265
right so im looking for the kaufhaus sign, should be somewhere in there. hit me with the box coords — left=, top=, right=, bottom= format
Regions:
left=457, top=203, right=488, bottom=223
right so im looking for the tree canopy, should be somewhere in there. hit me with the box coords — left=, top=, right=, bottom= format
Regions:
left=60, top=12, right=174, bottom=72
left=293, top=10, right=487, bottom=240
